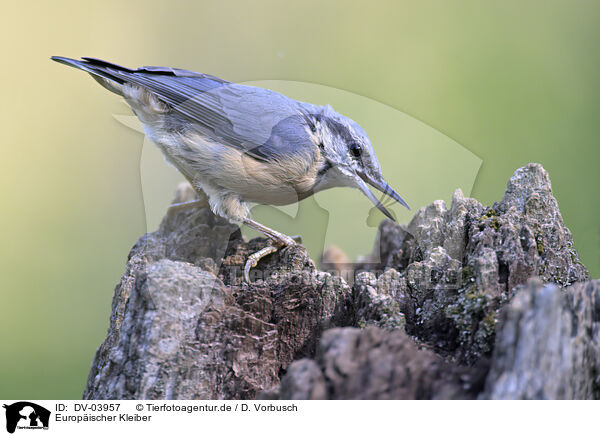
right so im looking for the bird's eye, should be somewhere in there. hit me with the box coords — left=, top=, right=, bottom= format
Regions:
left=350, top=143, right=362, bottom=158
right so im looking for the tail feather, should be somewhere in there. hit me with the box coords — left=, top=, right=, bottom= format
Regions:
left=80, top=57, right=134, bottom=72
left=51, top=56, right=127, bottom=94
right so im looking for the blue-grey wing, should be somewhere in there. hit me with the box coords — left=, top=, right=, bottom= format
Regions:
left=77, top=59, right=317, bottom=163
left=195, top=83, right=317, bottom=163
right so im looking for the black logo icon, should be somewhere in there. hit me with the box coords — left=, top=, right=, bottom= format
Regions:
left=3, top=402, right=50, bottom=434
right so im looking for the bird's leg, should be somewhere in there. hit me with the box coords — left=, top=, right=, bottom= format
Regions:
left=243, top=217, right=298, bottom=282
left=166, top=199, right=298, bottom=281
left=243, top=218, right=297, bottom=246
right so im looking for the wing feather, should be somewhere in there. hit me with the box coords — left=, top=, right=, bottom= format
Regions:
left=89, top=61, right=315, bottom=162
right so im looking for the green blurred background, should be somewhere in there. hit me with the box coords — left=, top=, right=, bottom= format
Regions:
left=1, top=1, right=598, bottom=399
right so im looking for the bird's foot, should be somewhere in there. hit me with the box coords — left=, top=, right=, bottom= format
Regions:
left=241, top=217, right=302, bottom=283
left=243, top=244, right=279, bottom=282
left=243, top=234, right=298, bottom=283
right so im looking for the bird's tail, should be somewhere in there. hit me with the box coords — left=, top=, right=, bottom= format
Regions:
left=50, top=56, right=131, bottom=95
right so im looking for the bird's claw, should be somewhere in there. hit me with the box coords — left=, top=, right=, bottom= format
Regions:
left=243, top=239, right=296, bottom=283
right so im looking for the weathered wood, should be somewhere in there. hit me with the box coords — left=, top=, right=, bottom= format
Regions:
left=84, top=164, right=597, bottom=400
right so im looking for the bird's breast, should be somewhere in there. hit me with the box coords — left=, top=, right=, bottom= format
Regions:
left=147, top=123, right=323, bottom=206
left=226, top=152, right=321, bottom=205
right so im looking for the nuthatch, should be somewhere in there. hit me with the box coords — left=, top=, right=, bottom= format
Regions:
left=51, top=56, right=409, bottom=281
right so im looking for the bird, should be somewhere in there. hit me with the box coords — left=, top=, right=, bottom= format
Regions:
left=51, top=56, right=409, bottom=282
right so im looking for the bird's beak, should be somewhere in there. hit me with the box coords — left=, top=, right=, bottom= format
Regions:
left=356, top=171, right=410, bottom=221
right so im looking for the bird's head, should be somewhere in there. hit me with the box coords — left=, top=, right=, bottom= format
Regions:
left=307, top=105, right=409, bottom=220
